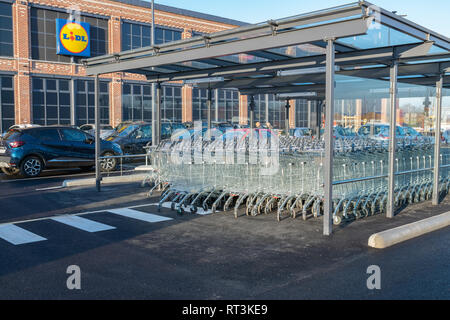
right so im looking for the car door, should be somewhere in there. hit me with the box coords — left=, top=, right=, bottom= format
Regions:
left=60, top=128, right=95, bottom=165
left=31, top=128, right=67, bottom=165
left=131, top=125, right=152, bottom=153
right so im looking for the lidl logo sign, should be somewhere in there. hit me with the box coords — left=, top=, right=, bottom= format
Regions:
left=56, top=19, right=91, bottom=57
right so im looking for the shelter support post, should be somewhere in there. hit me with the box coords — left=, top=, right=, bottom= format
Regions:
left=94, top=74, right=102, bottom=192
left=154, top=83, right=161, bottom=146
left=207, top=88, right=212, bottom=131
left=317, top=100, right=323, bottom=139
left=323, top=39, right=335, bottom=236
left=249, top=95, right=255, bottom=129
left=433, top=74, right=444, bottom=205
left=285, top=100, right=290, bottom=135
left=387, top=61, right=398, bottom=218
left=151, top=0, right=156, bottom=146
left=307, top=100, right=312, bottom=129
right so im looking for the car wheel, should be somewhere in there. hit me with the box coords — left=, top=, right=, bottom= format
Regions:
left=100, top=152, right=117, bottom=172
left=20, top=156, right=44, bottom=178
left=1, top=167, right=20, bottom=176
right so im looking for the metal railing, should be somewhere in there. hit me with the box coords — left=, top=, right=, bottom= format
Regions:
left=97, top=153, right=151, bottom=176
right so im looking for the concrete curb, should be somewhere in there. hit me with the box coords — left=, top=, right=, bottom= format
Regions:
left=62, top=174, right=149, bottom=188
left=368, top=212, right=450, bottom=249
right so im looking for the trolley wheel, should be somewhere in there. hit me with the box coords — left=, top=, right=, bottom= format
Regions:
left=190, top=206, right=198, bottom=214
left=333, top=215, right=342, bottom=226
left=171, top=202, right=176, bottom=211
left=177, top=207, right=184, bottom=216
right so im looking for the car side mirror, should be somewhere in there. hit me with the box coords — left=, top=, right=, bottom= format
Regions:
left=85, top=137, right=94, bottom=144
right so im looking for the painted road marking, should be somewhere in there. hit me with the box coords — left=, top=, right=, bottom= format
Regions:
left=108, top=208, right=173, bottom=223
left=36, top=186, right=65, bottom=191
left=51, top=215, right=116, bottom=233
left=0, top=224, right=47, bottom=245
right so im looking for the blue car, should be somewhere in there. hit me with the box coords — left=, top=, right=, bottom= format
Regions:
left=0, top=126, right=122, bottom=177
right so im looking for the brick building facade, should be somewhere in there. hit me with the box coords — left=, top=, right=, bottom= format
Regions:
left=0, top=0, right=304, bottom=133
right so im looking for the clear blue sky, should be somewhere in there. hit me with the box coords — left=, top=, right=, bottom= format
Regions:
left=151, top=0, right=450, bottom=36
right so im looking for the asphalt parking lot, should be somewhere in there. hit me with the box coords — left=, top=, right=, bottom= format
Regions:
left=0, top=172, right=449, bottom=300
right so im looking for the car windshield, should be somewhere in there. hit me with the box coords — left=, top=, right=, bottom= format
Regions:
left=376, top=126, right=389, bottom=135
left=116, top=125, right=139, bottom=138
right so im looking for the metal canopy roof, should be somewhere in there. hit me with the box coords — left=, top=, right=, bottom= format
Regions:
left=84, top=1, right=450, bottom=96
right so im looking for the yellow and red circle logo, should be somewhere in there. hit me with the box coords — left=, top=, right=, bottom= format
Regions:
left=59, top=23, right=89, bottom=54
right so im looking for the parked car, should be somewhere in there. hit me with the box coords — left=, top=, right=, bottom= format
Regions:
left=2, top=124, right=41, bottom=138
left=319, top=126, right=356, bottom=139
left=357, top=124, right=407, bottom=140
left=219, top=128, right=278, bottom=143
left=0, top=126, right=122, bottom=177
left=108, top=122, right=186, bottom=154
left=402, top=126, right=422, bottom=138
left=289, top=127, right=312, bottom=137
left=443, top=129, right=450, bottom=144
left=80, top=124, right=115, bottom=139
left=213, top=122, right=234, bottom=133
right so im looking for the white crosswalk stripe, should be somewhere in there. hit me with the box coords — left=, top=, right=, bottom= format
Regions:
left=108, top=208, right=173, bottom=223
left=0, top=207, right=176, bottom=246
left=0, top=224, right=47, bottom=245
left=51, top=215, right=116, bottom=233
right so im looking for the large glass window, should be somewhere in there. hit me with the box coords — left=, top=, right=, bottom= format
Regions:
left=122, top=22, right=151, bottom=51
left=162, top=86, right=182, bottom=122
left=192, top=88, right=209, bottom=122
left=122, top=83, right=152, bottom=122
left=0, top=75, right=14, bottom=133
left=121, top=24, right=182, bottom=50
left=75, top=80, right=109, bottom=126
left=217, top=89, right=239, bottom=123
left=295, top=99, right=309, bottom=128
left=0, top=2, right=13, bottom=57
left=30, top=8, right=108, bottom=62
left=250, top=94, right=266, bottom=125
left=155, top=27, right=182, bottom=44
left=32, top=77, right=71, bottom=125
left=268, top=94, right=286, bottom=129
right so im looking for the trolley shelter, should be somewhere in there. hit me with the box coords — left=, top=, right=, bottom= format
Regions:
left=84, top=1, right=450, bottom=235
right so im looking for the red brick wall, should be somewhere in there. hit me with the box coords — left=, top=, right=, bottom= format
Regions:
left=3, top=0, right=241, bottom=126
left=181, top=29, right=193, bottom=123
left=13, top=2, right=31, bottom=124
left=239, top=95, right=248, bottom=125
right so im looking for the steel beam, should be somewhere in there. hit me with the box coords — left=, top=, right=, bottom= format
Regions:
left=433, top=74, right=444, bottom=205
left=323, top=39, right=335, bottom=236
left=207, top=88, right=212, bottom=131
left=285, top=100, right=290, bottom=133
left=249, top=95, right=255, bottom=129
left=151, top=0, right=156, bottom=147
left=141, top=44, right=443, bottom=83
left=85, top=18, right=369, bottom=76
left=94, top=75, right=102, bottom=192
left=85, top=3, right=364, bottom=65
left=198, top=73, right=325, bottom=90
left=154, top=83, right=162, bottom=146
left=215, top=89, right=219, bottom=122
left=370, top=4, right=450, bottom=51
left=387, top=61, right=398, bottom=218
left=240, top=84, right=324, bottom=95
